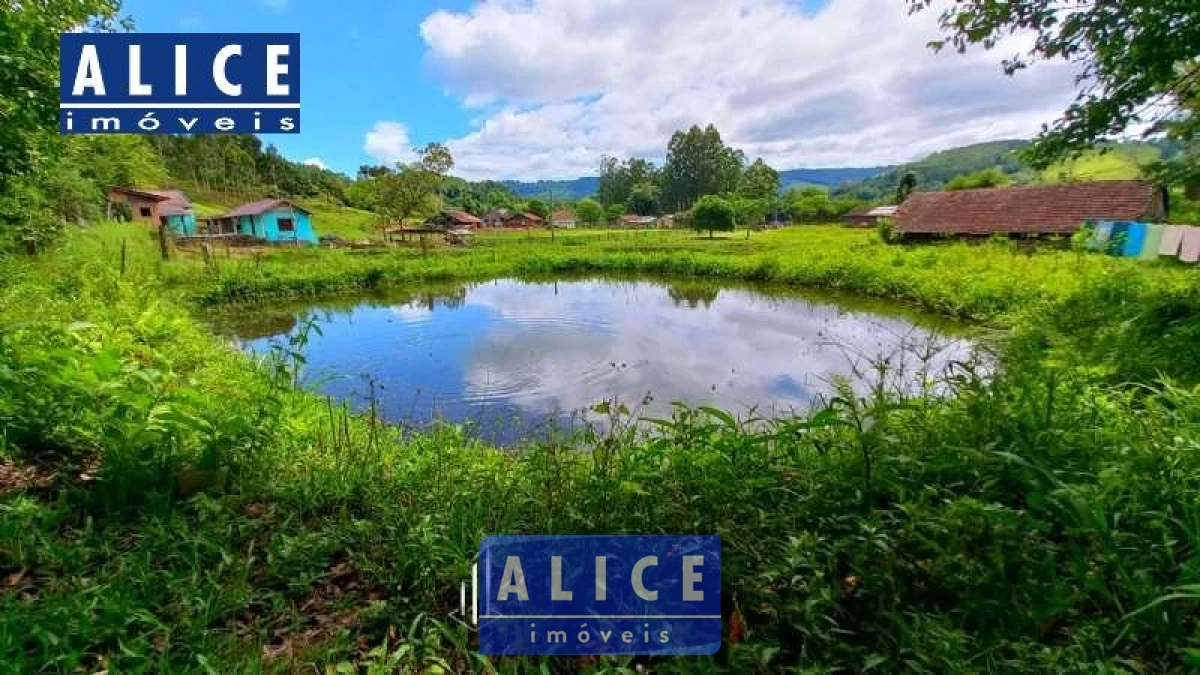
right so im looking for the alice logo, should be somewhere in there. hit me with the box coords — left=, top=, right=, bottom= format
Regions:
left=477, top=535, right=722, bottom=656
left=59, top=33, right=300, bottom=135
left=496, top=555, right=707, bottom=602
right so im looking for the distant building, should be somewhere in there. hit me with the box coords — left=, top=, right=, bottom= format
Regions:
left=620, top=215, right=657, bottom=228
left=550, top=209, right=576, bottom=228
left=481, top=209, right=511, bottom=228
left=504, top=212, right=544, bottom=228
left=203, top=199, right=317, bottom=244
left=843, top=205, right=898, bottom=228
left=894, top=181, right=1166, bottom=237
left=107, top=186, right=197, bottom=235
left=427, top=209, right=483, bottom=230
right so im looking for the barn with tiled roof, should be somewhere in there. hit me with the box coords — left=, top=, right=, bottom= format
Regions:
left=894, top=181, right=1166, bottom=236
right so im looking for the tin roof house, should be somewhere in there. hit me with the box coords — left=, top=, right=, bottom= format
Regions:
left=844, top=205, right=898, bottom=228
left=481, top=209, right=511, bottom=228
left=894, top=181, right=1165, bottom=237
left=107, top=186, right=197, bottom=235
left=202, top=199, right=318, bottom=244
left=550, top=209, right=576, bottom=228
left=427, top=209, right=483, bottom=230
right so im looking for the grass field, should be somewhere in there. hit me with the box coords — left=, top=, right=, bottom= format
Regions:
left=1040, top=144, right=1160, bottom=182
left=3, top=224, right=1200, bottom=672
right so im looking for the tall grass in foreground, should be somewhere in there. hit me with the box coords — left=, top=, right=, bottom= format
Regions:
left=1, top=224, right=1199, bottom=671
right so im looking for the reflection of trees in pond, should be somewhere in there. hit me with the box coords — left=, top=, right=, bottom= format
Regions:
left=667, top=282, right=720, bottom=309
left=221, top=312, right=298, bottom=340
left=412, top=284, right=467, bottom=311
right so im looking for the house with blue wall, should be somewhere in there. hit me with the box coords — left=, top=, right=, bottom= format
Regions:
left=107, top=186, right=197, bottom=235
left=203, top=199, right=317, bottom=244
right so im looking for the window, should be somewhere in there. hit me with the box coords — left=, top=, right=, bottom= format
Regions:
left=278, top=218, right=295, bottom=232
left=139, top=207, right=152, bottom=217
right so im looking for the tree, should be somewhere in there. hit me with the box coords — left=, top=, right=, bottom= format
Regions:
left=597, top=156, right=658, bottom=206
left=417, top=142, right=454, bottom=175
left=626, top=181, right=661, bottom=216
left=0, top=1, right=127, bottom=247
left=0, top=1, right=126, bottom=187
left=575, top=198, right=605, bottom=226
left=895, top=172, right=918, bottom=203
left=730, top=197, right=769, bottom=228
left=945, top=168, right=1011, bottom=191
left=605, top=203, right=626, bottom=224
left=374, top=144, right=455, bottom=232
left=689, top=194, right=736, bottom=239
left=660, top=125, right=745, bottom=212
left=910, top=0, right=1200, bottom=168
left=740, top=158, right=780, bottom=200
left=525, top=198, right=550, bottom=219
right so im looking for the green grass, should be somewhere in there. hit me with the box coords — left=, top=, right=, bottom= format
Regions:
left=3, top=224, right=1200, bottom=672
left=300, top=198, right=379, bottom=241
left=1041, top=144, right=1160, bottom=182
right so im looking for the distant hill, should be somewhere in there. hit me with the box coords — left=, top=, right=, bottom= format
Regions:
left=504, top=166, right=890, bottom=200
left=833, top=140, right=1034, bottom=200
left=1040, top=142, right=1162, bottom=182
left=503, top=177, right=599, bottom=200
left=778, top=166, right=893, bottom=190
left=502, top=139, right=1166, bottom=203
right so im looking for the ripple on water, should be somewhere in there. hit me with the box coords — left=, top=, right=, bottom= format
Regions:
left=229, top=278, right=979, bottom=444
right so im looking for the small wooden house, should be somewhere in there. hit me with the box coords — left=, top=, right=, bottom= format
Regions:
left=107, top=186, right=197, bottom=234
left=620, top=215, right=657, bottom=228
left=843, top=205, right=897, bottom=228
left=481, top=209, right=510, bottom=228
left=203, top=199, right=317, bottom=244
left=427, top=209, right=483, bottom=230
left=894, top=181, right=1166, bottom=237
left=550, top=209, right=576, bottom=228
left=504, top=212, right=544, bottom=228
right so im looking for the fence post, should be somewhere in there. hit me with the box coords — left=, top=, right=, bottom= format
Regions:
left=23, top=239, right=37, bottom=256
left=158, top=224, right=170, bottom=261
left=120, top=237, right=127, bottom=275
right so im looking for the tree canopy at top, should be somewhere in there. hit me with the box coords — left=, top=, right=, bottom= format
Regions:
left=910, top=0, right=1200, bottom=168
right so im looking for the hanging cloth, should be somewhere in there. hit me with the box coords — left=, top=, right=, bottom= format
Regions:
left=1180, top=226, right=1200, bottom=263
left=1092, top=220, right=1114, bottom=252
left=1121, top=222, right=1147, bottom=257
left=1161, top=225, right=1186, bottom=256
left=1139, top=224, right=1165, bottom=261
left=1108, top=221, right=1130, bottom=256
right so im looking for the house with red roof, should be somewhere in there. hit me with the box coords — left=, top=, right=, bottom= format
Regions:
left=202, top=198, right=317, bottom=244
left=893, top=181, right=1166, bottom=237
left=107, top=186, right=197, bottom=235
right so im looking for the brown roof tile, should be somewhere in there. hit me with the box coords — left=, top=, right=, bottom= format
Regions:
left=894, top=181, right=1164, bottom=235
left=224, top=199, right=311, bottom=218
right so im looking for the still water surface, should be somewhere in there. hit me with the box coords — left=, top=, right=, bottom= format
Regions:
left=211, top=277, right=976, bottom=443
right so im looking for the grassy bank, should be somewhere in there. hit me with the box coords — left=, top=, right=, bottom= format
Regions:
left=2, top=224, right=1200, bottom=672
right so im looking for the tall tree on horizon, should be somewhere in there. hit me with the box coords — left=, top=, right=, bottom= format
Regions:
left=660, top=125, right=745, bottom=212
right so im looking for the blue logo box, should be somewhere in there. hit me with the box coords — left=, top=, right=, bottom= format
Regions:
left=478, top=535, right=721, bottom=656
left=59, top=33, right=299, bottom=134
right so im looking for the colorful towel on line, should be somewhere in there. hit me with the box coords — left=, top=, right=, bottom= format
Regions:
left=1090, top=220, right=1114, bottom=252
left=1161, top=225, right=1185, bottom=256
left=1139, top=223, right=1165, bottom=261
left=1108, top=221, right=1129, bottom=256
left=1122, top=222, right=1147, bottom=257
left=1181, top=226, right=1200, bottom=263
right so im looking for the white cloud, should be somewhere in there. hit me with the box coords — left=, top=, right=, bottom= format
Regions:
left=303, top=157, right=327, bottom=170
left=418, top=0, right=1080, bottom=180
left=363, top=121, right=417, bottom=166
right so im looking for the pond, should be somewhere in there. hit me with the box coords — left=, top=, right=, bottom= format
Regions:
left=209, top=277, right=978, bottom=443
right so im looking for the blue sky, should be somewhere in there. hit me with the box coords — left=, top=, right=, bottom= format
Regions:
left=122, top=0, right=475, bottom=175
left=120, top=0, right=1076, bottom=181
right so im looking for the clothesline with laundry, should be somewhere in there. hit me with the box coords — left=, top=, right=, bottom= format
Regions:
left=1083, top=221, right=1200, bottom=263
